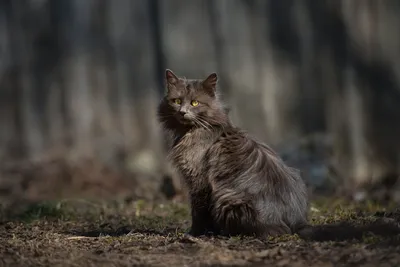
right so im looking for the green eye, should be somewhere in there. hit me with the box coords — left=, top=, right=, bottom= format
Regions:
left=173, top=98, right=181, bottom=105
left=191, top=100, right=199, bottom=106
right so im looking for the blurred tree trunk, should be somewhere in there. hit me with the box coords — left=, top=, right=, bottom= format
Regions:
left=294, top=0, right=326, bottom=135
left=107, top=0, right=137, bottom=152
left=208, top=0, right=271, bottom=142
left=326, top=0, right=400, bottom=199
left=123, top=0, right=164, bottom=180
left=261, top=0, right=304, bottom=145
left=160, top=0, right=217, bottom=77
left=0, top=0, right=17, bottom=160
left=62, top=0, right=95, bottom=159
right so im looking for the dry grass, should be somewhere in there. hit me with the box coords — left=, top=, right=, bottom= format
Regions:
left=0, top=197, right=399, bottom=267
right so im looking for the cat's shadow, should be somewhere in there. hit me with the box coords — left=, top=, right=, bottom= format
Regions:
left=62, top=217, right=400, bottom=247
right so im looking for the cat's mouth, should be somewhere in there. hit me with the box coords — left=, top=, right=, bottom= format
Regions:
left=176, top=114, right=194, bottom=125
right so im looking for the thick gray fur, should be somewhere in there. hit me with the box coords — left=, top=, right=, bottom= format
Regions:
left=158, top=69, right=309, bottom=238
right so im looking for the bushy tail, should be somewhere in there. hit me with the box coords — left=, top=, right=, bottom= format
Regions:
left=295, top=221, right=400, bottom=242
left=295, top=223, right=364, bottom=242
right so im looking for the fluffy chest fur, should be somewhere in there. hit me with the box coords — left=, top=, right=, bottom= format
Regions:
left=169, top=129, right=219, bottom=188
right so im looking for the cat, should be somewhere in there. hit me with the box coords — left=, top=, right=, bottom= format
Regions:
left=157, top=69, right=309, bottom=238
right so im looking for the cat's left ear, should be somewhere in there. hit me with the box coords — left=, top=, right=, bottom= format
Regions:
left=165, top=69, right=179, bottom=86
left=202, top=73, right=218, bottom=96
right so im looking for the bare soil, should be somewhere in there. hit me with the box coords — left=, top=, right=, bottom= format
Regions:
left=0, top=198, right=400, bottom=267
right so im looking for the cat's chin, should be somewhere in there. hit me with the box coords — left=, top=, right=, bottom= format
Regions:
left=181, top=121, right=194, bottom=126
left=177, top=117, right=194, bottom=126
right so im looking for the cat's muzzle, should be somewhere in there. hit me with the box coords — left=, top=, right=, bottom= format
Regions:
left=177, top=113, right=194, bottom=125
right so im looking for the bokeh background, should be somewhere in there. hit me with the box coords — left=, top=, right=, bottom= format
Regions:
left=1, top=0, right=400, bottom=211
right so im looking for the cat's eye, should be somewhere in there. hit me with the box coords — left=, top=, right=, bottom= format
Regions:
left=191, top=100, right=199, bottom=106
left=173, top=98, right=181, bottom=105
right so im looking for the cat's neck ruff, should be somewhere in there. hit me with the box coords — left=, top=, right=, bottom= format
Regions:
left=173, top=126, right=222, bottom=147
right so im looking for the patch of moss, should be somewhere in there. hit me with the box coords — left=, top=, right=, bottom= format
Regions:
left=309, top=197, right=389, bottom=226
left=166, top=203, right=190, bottom=219
left=7, top=201, right=70, bottom=222
left=361, top=232, right=384, bottom=244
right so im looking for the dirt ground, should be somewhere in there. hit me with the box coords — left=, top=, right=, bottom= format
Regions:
left=0, top=198, right=400, bottom=267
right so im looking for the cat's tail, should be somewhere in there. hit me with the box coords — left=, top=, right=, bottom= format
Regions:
left=293, top=224, right=318, bottom=240
left=294, top=222, right=395, bottom=242
left=295, top=223, right=365, bottom=242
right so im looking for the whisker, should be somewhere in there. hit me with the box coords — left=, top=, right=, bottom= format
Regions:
left=194, top=117, right=212, bottom=133
left=194, top=118, right=210, bottom=132
left=196, top=117, right=213, bottom=133
left=196, top=117, right=211, bottom=129
left=197, top=116, right=219, bottom=132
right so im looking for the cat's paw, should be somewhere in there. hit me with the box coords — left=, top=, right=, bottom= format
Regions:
left=262, top=224, right=291, bottom=238
left=186, top=227, right=218, bottom=237
left=185, top=227, right=201, bottom=237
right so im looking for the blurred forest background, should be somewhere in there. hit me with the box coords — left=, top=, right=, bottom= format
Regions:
left=0, top=0, right=400, bottom=210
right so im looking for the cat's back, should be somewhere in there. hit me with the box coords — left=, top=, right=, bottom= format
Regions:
left=206, top=127, right=302, bottom=193
left=206, top=127, right=279, bottom=167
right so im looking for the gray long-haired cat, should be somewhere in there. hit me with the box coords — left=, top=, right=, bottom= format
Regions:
left=157, top=69, right=309, bottom=238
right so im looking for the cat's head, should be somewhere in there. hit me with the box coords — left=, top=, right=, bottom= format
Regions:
left=158, top=69, right=229, bottom=130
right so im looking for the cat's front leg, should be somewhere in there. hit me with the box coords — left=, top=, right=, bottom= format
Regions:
left=186, top=191, right=216, bottom=236
left=187, top=207, right=209, bottom=236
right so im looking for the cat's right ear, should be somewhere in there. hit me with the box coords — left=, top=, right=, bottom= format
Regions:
left=202, top=72, right=218, bottom=96
left=165, top=69, right=179, bottom=87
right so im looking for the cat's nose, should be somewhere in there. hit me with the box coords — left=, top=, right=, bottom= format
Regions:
left=179, top=109, right=187, bottom=115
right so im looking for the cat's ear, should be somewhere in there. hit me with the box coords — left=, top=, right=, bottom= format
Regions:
left=202, top=73, right=218, bottom=95
left=165, top=69, right=179, bottom=86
